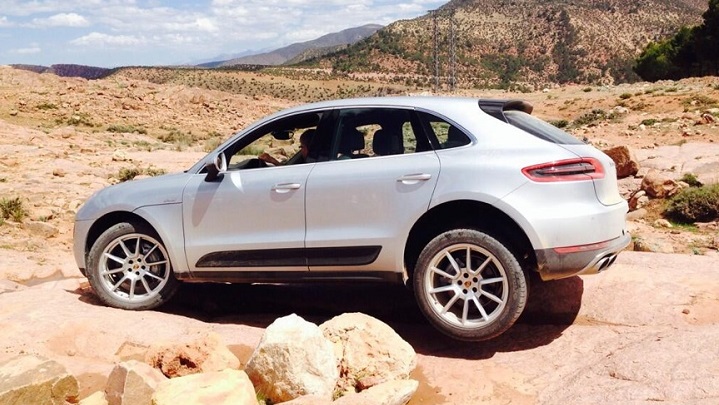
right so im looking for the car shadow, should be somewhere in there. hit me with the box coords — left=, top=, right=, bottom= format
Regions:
left=153, top=275, right=584, bottom=360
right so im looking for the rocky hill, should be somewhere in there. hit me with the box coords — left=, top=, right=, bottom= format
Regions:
left=205, top=24, right=383, bottom=67
left=11, top=64, right=114, bottom=80
left=314, top=0, right=708, bottom=88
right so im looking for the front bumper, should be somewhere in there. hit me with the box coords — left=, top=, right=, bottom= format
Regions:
left=535, top=231, right=631, bottom=281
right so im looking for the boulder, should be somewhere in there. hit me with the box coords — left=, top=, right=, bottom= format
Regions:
left=335, top=379, right=419, bottom=405
left=79, top=391, right=108, bottom=405
left=603, top=145, right=639, bottom=179
left=0, top=354, right=79, bottom=405
left=628, top=190, right=648, bottom=211
left=245, top=314, right=339, bottom=403
left=146, top=332, right=240, bottom=378
left=283, top=379, right=419, bottom=405
left=320, top=313, right=416, bottom=395
left=640, top=170, right=680, bottom=198
left=105, top=360, right=166, bottom=405
left=151, top=369, right=255, bottom=405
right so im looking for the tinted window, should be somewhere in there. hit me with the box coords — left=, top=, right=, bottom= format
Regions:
left=225, top=111, right=323, bottom=169
left=417, top=111, right=471, bottom=149
left=330, top=108, right=430, bottom=159
left=504, top=110, right=584, bottom=145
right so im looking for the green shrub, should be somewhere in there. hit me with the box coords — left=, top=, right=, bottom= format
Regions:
left=680, top=173, right=703, bottom=187
left=116, top=166, right=167, bottom=182
left=640, top=118, right=658, bottom=126
left=0, top=197, right=27, bottom=222
left=36, top=102, right=58, bottom=110
left=573, top=109, right=606, bottom=126
left=582, top=87, right=592, bottom=92
left=549, top=119, right=569, bottom=128
left=117, top=167, right=142, bottom=182
left=107, top=124, right=147, bottom=134
left=664, top=184, right=719, bottom=223
left=619, top=93, right=632, bottom=100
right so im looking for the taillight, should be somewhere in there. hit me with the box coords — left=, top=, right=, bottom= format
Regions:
left=522, top=158, right=604, bottom=182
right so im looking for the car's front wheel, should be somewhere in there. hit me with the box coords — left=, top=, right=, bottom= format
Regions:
left=414, top=229, right=527, bottom=341
left=87, top=222, right=178, bottom=310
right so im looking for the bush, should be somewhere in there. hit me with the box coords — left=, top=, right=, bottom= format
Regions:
left=0, top=197, right=27, bottom=222
left=619, top=93, right=632, bottom=99
left=664, top=184, right=719, bottom=223
left=116, top=166, right=167, bottom=182
left=680, top=172, right=703, bottom=187
left=107, top=124, right=148, bottom=134
left=549, top=119, right=569, bottom=128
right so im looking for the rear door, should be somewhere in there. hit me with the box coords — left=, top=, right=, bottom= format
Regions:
left=304, top=107, right=440, bottom=273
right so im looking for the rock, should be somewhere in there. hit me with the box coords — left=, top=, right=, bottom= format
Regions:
left=334, top=379, right=419, bottom=405
left=52, top=168, right=66, bottom=177
left=0, top=354, right=79, bottom=404
left=640, top=170, right=680, bottom=198
left=50, top=126, right=76, bottom=139
left=112, top=150, right=129, bottom=162
left=105, top=360, right=166, bottom=405
left=0, top=279, right=26, bottom=293
left=701, top=113, right=716, bottom=124
left=146, top=332, right=240, bottom=378
left=24, top=221, right=59, bottom=238
left=279, top=380, right=420, bottom=405
left=151, top=369, right=255, bottom=405
left=245, top=314, right=339, bottom=403
left=79, top=391, right=108, bottom=405
left=633, top=238, right=675, bottom=253
left=603, top=145, right=639, bottom=179
left=320, top=313, right=417, bottom=395
left=653, top=219, right=673, bottom=228
left=628, top=190, right=647, bottom=211
left=611, top=106, right=630, bottom=115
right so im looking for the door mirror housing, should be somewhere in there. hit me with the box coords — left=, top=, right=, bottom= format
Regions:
left=204, top=153, right=227, bottom=182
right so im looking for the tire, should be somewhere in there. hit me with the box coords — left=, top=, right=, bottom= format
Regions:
left=413, top=229, right=528, bottom=341
left=86, top=222, right=179, bottom=310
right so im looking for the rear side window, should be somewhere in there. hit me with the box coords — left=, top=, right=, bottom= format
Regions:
left=416, top=111, right=471, bottom=149
left=504, top=110, right=584, bottom=145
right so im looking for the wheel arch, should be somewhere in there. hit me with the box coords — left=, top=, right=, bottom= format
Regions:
left=404, top=200, right=537, bottom=279
left=84, top=211, right=154, bottom=261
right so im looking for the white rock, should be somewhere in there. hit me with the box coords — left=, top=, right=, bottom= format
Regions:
left=245, top=314, right=339, bottom=403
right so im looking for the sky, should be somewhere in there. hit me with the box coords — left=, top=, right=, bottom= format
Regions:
left=0, top=0, right=446, bottom=68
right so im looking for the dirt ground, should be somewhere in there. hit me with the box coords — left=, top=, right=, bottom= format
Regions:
left=0, top=66, right=718, bottom=403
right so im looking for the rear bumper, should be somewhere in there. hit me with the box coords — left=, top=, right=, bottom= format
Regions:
left=535, top=231, right=631, bottom=281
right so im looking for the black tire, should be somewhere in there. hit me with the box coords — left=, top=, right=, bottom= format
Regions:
left=413, top=229, right=528, bottom=341
left=86, top=222, right=179, bottom=310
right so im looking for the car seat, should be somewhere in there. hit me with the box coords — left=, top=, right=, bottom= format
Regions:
left=372, top=129, right=404, bottom=156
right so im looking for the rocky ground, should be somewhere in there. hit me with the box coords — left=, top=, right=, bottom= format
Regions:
left=0, top=66, right=718, bottom=403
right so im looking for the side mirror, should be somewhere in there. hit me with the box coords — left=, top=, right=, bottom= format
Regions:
left=204, top=153, right=227, bottom=182
left=271, top=129, right=292, bottom=140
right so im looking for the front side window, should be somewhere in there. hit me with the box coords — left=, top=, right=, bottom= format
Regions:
left=224, top=111, right=323, bottom=170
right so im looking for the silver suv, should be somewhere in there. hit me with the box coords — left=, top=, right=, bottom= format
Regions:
left=73, top=97, right=630, bottom=341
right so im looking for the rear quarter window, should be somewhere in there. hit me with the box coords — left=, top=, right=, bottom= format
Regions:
left=504, top=110, right=584, bottom=145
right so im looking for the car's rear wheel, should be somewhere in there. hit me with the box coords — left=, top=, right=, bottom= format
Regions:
left=414, top=229, right=527, bottom=341
left=87, top=222, right=178, bottom=310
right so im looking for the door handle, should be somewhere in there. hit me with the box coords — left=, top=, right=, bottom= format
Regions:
left=273, top=183, right=301, bottom=193
left=398, top=173, right=432, bottom=184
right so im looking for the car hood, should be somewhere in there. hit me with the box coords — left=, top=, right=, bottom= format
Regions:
left=75, top=173, right=191, bottom=221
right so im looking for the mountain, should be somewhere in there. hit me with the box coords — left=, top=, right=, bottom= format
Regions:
left=315, top=0, right=708, bottom=87
left=10, top=64, right=114, bottom=80
left=207, top=24, right=383, bottom=67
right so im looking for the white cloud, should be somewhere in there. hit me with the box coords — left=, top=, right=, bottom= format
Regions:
left=12, top=46, right=42, bottom=54
left=70, top=32, right=143, bottom=47
left=0, top=16, right=14, bottom=27
left=31, top=12, right=89, bottom=27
